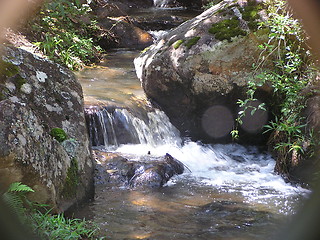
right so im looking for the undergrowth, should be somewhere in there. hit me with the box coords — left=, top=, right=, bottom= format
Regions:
left=29, top=0, right=102, bottom=70
left=235, top=0, right=316, bottom=175
left=1, top=182, right=102, bottom=239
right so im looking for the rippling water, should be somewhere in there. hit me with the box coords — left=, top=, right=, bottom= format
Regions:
left=76, top=50, right=310, bottom=240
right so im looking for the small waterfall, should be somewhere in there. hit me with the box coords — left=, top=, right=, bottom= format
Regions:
left=153, top=0, right=170, bottom=8
left=85, top=106, right=181, bottom=149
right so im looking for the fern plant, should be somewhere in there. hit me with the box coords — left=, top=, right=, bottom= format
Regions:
left=1, top=182, right=35, bottom=218
left=1, top=182, right=101, bottom=239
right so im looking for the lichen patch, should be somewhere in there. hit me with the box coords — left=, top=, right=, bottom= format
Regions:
left=36, top=71, right=48, bottom=82
left=20, top=83, right=32, bottom=94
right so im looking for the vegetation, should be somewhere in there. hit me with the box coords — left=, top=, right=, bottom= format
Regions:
left=29, top=0, right=102, bottom=70
left=208, top=0, right=262, bottom=42
left=209, top=18, right=246, bottom=42
left=185, top=36, right=201, bottom=49
left=1, top=182, right=101, bottom=239
left=173, top=39, right=185, bottom=49
left=62, top=158, right=80, bottom=198
left=50, top=127, right=68, bottom=142
left=236, top=0, right=316, bottom=176
left=203, top=0, right=223, bottom=10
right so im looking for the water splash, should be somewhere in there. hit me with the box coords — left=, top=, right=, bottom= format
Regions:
left=85, top=106, right=181, bottom=149
left=153, top=0, right=170, bottom=8
left=115, top=142, right=310, bottom=213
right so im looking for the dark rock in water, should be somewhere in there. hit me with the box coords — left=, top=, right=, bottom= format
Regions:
left=96, top=17, right=153, bottom=50
left=94, top=151, right=184, bottom=189
left=129, top=153, right=184, bottom=188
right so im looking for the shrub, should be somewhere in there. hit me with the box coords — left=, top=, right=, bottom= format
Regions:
left=236, top=0, right=316, bottom=175
left=30, top=0, right=102, bottom=70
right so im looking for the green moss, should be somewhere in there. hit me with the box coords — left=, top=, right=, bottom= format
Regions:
left=61, top=158, right=79, bottom=199
left=210, top=0, right=263, bottom=41
left=240, top=0, right=263, bottom=31
left=14, top=76, right=27, bottom=90
left=185, top=37, right=201, bottom=49
left=0, top=60, right=19, bottom=80
left=209, top=18, right=247, bottom=42
left=141, top=46, right=151, bottom=54
left=50, top=128, right=68, bottom=142
left=173, top=39, right=185, bottom=49
left=0, top=91, right=5, bottom=101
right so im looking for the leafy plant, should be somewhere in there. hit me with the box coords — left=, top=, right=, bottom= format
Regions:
left=235, top=0, right=315, bottom=174
left=30, top=0, right=102, bottom=70
left=1, top=182, right=102, bottom=239
left=31, top=210, right=100, bottom=240
left=1, top=182, right=34, bottom=217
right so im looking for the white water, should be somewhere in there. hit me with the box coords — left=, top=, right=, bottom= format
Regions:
left=115, top=141, right=309, bottom=212
left=78, top=49, right=311, bottom=238
left=153, top=0, right=170, bottom=8
left=86, top=107, right=310, bottom=214
left=87, top=103, right=310, bottom=213
left=148, top=30, right=169, bottom=42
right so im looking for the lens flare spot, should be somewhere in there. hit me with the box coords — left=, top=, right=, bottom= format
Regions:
left=201, top=105, right=234, bottom=139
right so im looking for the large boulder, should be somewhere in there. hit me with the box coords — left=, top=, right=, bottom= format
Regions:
left=0, top=46, right=94, bottom=212
left=134, top=0, right=271, bottom=144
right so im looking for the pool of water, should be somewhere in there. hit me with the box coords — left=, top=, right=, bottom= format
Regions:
left=75, top=50, right=144, bottom=106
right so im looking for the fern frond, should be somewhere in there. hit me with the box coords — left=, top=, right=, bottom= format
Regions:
left=7, top=182, right=35, bottom=193
left=2, top=192, right=26, bottom=215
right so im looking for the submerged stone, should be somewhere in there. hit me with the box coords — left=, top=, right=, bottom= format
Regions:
left=93, top=151, right=184, bottom=189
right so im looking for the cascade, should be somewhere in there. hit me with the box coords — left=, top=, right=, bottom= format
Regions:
left=85, top=105, right=181, bottom=149
left=153, top=0, right=170, bottom=8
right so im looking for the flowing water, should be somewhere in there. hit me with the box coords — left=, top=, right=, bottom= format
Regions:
left=75, top=49, right=310, bottom=240
left=74, top=5, right=310, bottom=239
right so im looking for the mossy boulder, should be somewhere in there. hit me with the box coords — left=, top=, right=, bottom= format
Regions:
left=135, top=0, right=271, bottom=144
left=0, top=46, right=94, bottom=212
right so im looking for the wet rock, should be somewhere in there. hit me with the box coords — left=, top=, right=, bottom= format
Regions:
left=96, top=17, right=153, bottom=50
left=130, top=153, right=184, bottom=188
left=92, top=0, right=154, bottom=13
left=131, top=14, right=188, bottom=31
left=94, top=151, right=184, bottom=189
left=0, top=46, right=94, bottom=212
left=134, top=0, right=272, bottom=144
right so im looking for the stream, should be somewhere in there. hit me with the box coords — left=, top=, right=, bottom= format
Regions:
left=75, top=49, right=310, bottom=240
left=73, top=5, right=310, bottom=240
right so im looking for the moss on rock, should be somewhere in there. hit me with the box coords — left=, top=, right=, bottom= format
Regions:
left=0, top=60, right=19, bottom=80
left=14, top=76, right=27, bottom=90
left=209, top=18, right=247, bottom=42
left=61, top=158, right=79, bottom=199
left=50, top=128, right=68, bottom=143
left=209, top=0, right=263, bottom=41
left=173, top=39, right=185, bottom=49
left=185, top=37, right=201, bottom=49
left=240, top=0, right=263, bottom=31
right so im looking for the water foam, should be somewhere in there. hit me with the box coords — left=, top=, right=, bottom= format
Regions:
left=115, top=141, right=310, bottom=207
